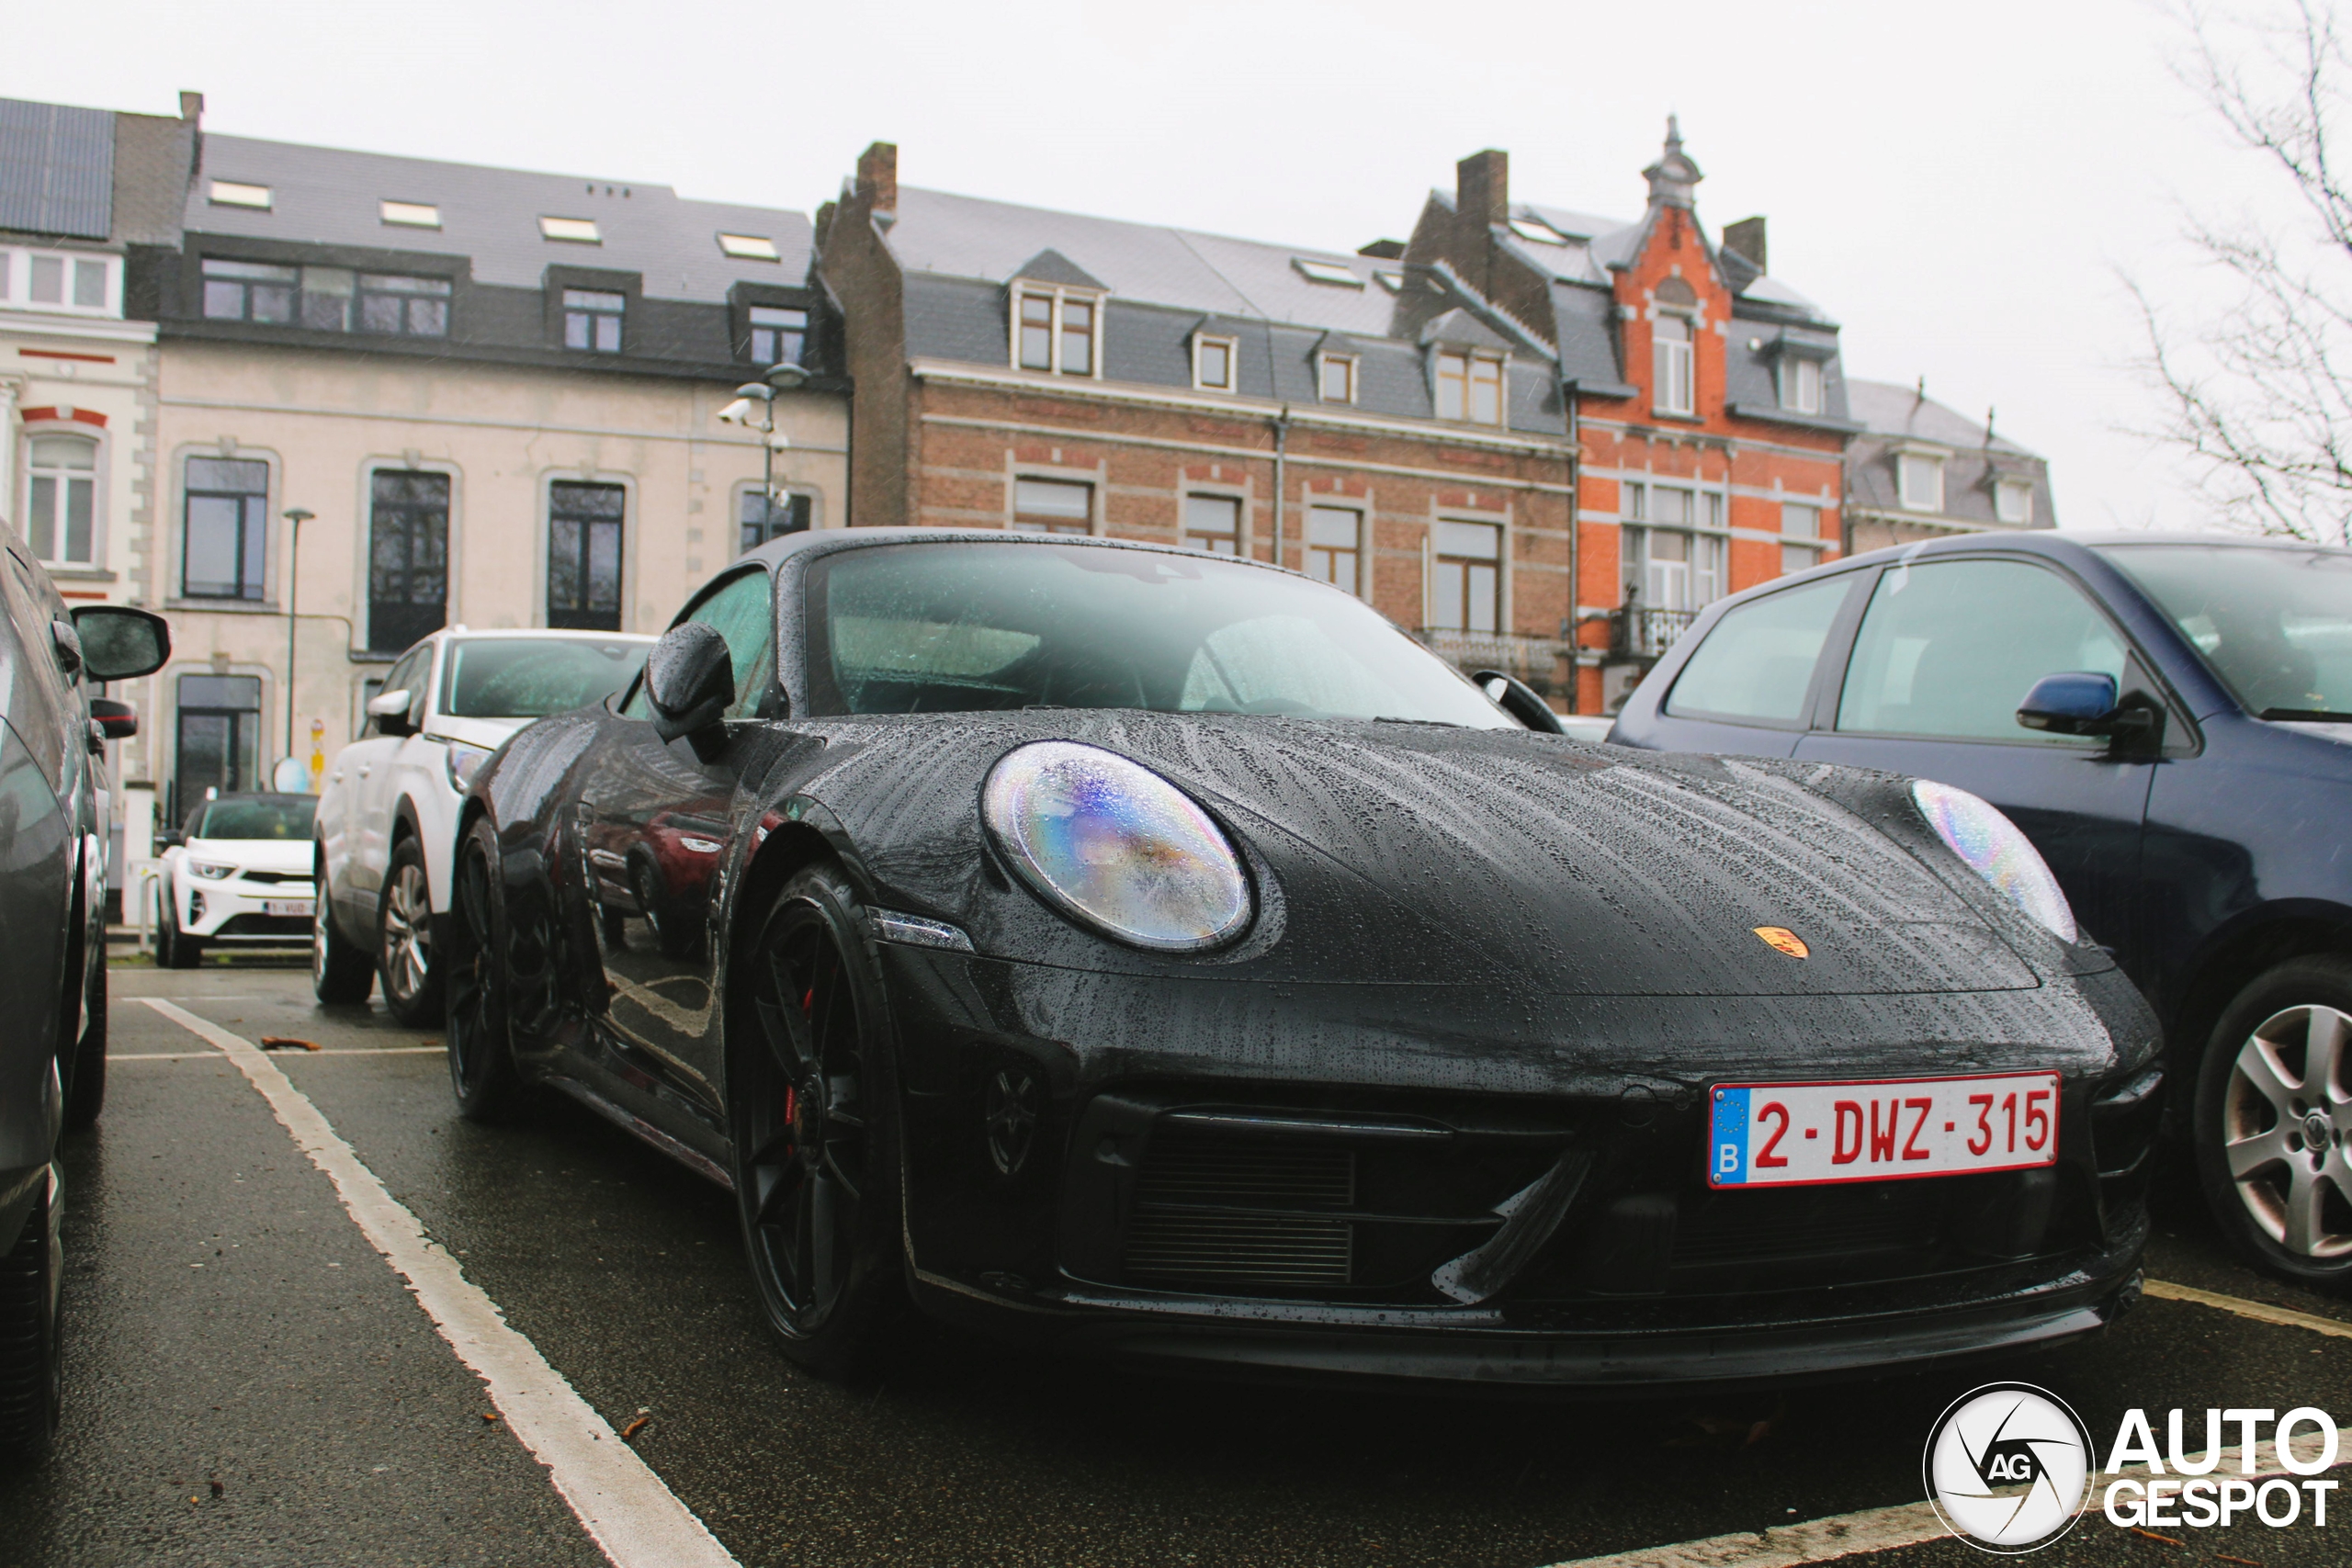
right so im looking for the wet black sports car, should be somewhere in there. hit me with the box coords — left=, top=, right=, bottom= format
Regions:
left=448, top=529, right=2162, bottom=1389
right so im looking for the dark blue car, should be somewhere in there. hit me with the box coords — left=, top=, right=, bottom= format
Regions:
left=1611, top=532, right=2352, bottom=1289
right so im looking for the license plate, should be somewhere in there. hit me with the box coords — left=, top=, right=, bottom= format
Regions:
left=266, top=899, right=315, bottom=918
left=1707, top=1072, right=2059, bottom=1189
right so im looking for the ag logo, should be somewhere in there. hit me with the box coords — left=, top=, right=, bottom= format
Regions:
left=1753, top=926, right=1809, bottom=958
left=1924, top=1382, right=2093, bottom=1552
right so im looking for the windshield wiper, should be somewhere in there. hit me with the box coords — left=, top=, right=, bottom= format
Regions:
left=2259, top=707, right=2352, bottom=722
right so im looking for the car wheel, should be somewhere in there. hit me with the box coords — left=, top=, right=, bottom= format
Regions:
left=445, top=819, right=521, bottom=1122
left=62, top=960, right=106, bottom=1134
left=2195, top=955, right=2352, bottom=1286
left=377, top=837, right=445, bottom=1028
left=312, top=857, right=374, bottom=1005
left=0, top=1168, right=62, bottom=1462
left=159, top=888, right=200, bottom=970
left=729, top=860, right=905, bottom=1380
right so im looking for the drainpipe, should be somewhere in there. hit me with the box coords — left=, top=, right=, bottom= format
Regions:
left=1270, top=405, right=1291, bottom=566
left=1560, top=370, right=1581, bottom=713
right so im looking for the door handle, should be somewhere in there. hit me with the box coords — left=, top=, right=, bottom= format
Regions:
left=356, top=765, right=372, bottom=779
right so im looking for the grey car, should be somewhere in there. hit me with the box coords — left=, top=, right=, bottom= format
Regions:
left=0, top=525, right=167, bottom=1462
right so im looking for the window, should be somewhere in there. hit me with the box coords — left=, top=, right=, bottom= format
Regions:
left=1620, top=487, right=1726, bottom=613
left=182, top=457, right=269, bottom=601
left=628, top=569, right=775, bottom=722
left=1306, top=506, right=1362, bottom=595
left=748, top=305, right=806, bottom=366
left=539, top=216, right=601, bottom=243
left=718, top=232, right=778, bottom=260
left=1898, top=452, right=1945, bottom=512
left=357, top=274, right=451, bottom=336
left=1509, top=217, right=1567, bottom=245
left=1996, top=481, right=2034, bottom=525
left=1653, top=314, right=1695, bottom=415
left=1435, top=351, right=1504, bottom=424
left=1374, top=270, right=1404, bottom=292
left=547, top=481, right=625, bottom=631
left=1781, top=502, right=1822, bottom=577
left=1664, top=576, right=1852, bottom=725
left=209, top=180, right=272, bottom=209
left=1012, top=478, right=1091, bottom=534
left=1780, top=355, right=1823, bottom=414
left=368, top=470, right=450, bottom=651
left=1194, top=335, right=1236, bottom=392
left=563, top=289, right=624, bottom=353
left=1430, top=520, right=1501, bottom=632
left=175, top=674, right=264, bottom=816
left=740, top=489, right=812, bottom=553
left=372, top=647, right=430, bottom=733
left=1182, top=494, right=1241, bottom=555
left=24, top=435, right=96, bottom=566
left=1293, top=258, right=1363, bottom=287
left=380, top=200, right=440, bottom=229
left=1836, top=559, right=2127, bottom=742
left=200, top=259, right=447, bottom=335
left=1318, top=354, right=1357, bottom=404
left=1013, top=288, right=1098, bottom=376
left=201, top=258, right=297, bottom=323
left=16, top=251, right=110, bottom=312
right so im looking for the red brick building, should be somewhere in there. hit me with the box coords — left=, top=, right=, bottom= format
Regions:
left=819, top=126, right=1854, bottom=713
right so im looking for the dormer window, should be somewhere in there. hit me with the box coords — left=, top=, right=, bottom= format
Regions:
left=563, top=289, right=625, bottom=353
left=1318, top=353, right=1357, bottom=404
left=1996, top=479, right=2034, bottom=525
left=1193, top=333, right=1236, bottom=392
left=1779, top=355, right=1823, bottom=415
left=1, top=250, right=118, bottom=316
left=1898, top=452, right=1945, bottom=512
left=1653, top=314, right=1695, bottom=416
left=1013, top=287, right=1098, bottom=377
left=1434, top=349, right=1505, bottom=425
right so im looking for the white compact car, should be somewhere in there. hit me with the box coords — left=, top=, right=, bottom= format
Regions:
left=155, top=793, right=322, bottom=967
left=312, top=627, right=652, bottom=1023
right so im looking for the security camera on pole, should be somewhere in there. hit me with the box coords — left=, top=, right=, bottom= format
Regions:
left=716, top=361, right=812, bottom=542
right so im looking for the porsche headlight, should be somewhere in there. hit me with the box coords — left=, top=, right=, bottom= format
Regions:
left=1910, top=779, right=2077, bottom=943
left=187, top=858, right=238, bottom=881
left=981, top=740, right=1250, bottom=952
left=445, top=741, right=492, bottom=793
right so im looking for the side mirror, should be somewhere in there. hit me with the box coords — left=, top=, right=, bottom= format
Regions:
left=1473, top=669, right=1566, bottom=735
left=89, top=698, right=137, bottom=741
left=70, top=605, right=172, bottom=682
left=156, top=829, right=184, bottom=849
left=367, top=688, right=417, bottom=738
left=645, top=622, right=734, bottom=751
left=2017, top=671, right=2162, bottom=748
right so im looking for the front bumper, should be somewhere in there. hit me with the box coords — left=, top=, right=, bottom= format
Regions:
left=179, top=877, right=316, bottom=942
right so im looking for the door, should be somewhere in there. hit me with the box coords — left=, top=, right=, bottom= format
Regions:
left=1792, top=557, right=2161, bottom=958
left=347, top=644, right=432, bottom=917
left=579, top=567, right=777, bottom=1115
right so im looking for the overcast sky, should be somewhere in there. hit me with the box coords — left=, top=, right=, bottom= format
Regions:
left=6, top=0, right=2307, bottom=531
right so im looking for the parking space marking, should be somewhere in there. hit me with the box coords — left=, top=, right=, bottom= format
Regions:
left=2145, top=1278, right=2352, bottom=1339
left=141, top=998, right=740, bottom=1568
left=1538, top=1424, right=2352, bottom=1568
left=113, top=1045, right=449, bottom=1061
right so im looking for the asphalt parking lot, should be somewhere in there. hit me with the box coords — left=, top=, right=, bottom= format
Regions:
left=2, top=957, right=2346, bottom=1568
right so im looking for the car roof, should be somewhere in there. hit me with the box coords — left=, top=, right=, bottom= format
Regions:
left=737, top=525, right=1318, bottom=581
left=1820, top=528, right=2352, bottom=577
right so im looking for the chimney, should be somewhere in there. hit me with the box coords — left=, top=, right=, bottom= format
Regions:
left=179, top=90, right=203, bottom=125
left=1723, top=216, right=1766, bottom=275
left=855, top=141, right=898, bottom=214
left=1456, top=150, right=1509, bottom=228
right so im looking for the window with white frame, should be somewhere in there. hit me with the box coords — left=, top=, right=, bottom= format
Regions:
left=1193, top=334, right=1236, bottom=392
left=1306, top=506, right=1362, bottom=594
left=1430, top=520, right=1502, bottom=632
left=1434, top=350, right=1504, bottom=424
left=1780, top=355, right=1823, bottom=414
left=23, top=434, right=97, bottom=566
left=1996, top=480, right=2034, bottom=525
left=0, top=248, right=118, bottom=315
left=1781, top=502, right=1822, bottom=577
left=1182, top=494, right=1241, bottom=554
left=1014, top=288, right=1099, bottom=377
left=1653, top=314, right=1695, bottom=415
left=1318, top=353, right=1357, bottom=404
left=1898, top=452, right=1945, bottom=512
left=1620, top=484, right=1725, bottom=612
left=1012, top=477, right=1091, bottom=534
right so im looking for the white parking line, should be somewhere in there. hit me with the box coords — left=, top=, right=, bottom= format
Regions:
left=2144, top=1277, right=2352, bottom=1340
left=141, top=998, right=740, bottom=1568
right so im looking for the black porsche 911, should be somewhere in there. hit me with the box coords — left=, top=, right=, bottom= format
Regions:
left=446, top=528, right=2162, bottom=1389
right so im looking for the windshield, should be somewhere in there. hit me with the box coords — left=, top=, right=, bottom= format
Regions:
left=191, top=796, right=315, bottom=840
left=2098, top=543, right=2352, bottom=719
left=805, top=541, right=1515, bottom=728
left=441, top=637, right=650, bottom=718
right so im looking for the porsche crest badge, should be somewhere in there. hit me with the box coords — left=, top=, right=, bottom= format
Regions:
left=1753, top=926, right=1809, bottom=959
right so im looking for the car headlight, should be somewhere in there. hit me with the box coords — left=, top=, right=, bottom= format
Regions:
left=445, top=742, right=492, bottom=793
left=1910, top=779, right=2077, bottom=943
left=187, top=858, right=238, bottom=881
left=981, top=740, right=1251, bottom=952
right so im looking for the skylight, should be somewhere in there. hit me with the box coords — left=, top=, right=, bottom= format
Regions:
left=209, top=181, right=272, bottom=209
left=1293, top=258, right=1363, bottom=288
left=539, top=216, right=602, bottom=243
left=1374, top=271, right=1404, bottom=292
left=1509, top=217, right=1567, bottom=245
left=718, top=232, right=779, bottom=260
left=380, top=200, right=441, bottom=229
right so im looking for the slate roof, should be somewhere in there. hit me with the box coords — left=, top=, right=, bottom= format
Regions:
left=1846, top=378, right=2039, bottom=457
left=186, top=133, right=813, bottom=304
left=0, top=96, right=114, bottom=241
left=1843, top=378, right=2052, bottom=527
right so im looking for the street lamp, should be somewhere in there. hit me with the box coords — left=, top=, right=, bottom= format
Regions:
left=717, top=360, right=812, bottom=547
left=282, top=508, right=312, bottom=772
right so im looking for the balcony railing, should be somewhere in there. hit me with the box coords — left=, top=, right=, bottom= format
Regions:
left=1415, top=628, right=1568, bottom=696
left=1610, top=605, right=1699, bottom=660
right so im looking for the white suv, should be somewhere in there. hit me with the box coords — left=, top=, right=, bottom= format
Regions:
left=312, top=628, right=652, bottom=1022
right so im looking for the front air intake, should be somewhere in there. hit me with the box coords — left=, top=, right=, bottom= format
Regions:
left=1122, top=1134, right=1354, bottom=1289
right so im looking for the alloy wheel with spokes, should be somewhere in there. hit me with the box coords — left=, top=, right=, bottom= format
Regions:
left=378, top=837, right=444, bottom=1026
left=2222, top=1003, right=2352, bottom=1258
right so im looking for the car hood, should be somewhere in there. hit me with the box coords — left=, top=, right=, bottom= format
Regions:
left=184, top=837, right=314, bottom=875
left=791, top=712, right=2059, bottom=998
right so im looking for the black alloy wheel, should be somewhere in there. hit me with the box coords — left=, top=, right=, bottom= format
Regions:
left=445, top=818, right=522, bottom=1122
left=2195, top=955, right=2352, bottom=1286
left=730, top=861, right=903, bottom=1379
left=0, top=1168, right=62, bottom=1461
left=312, top=847, right=374, bottom=1004
left=377, top=835, right=445, bottom=1027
